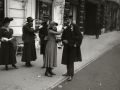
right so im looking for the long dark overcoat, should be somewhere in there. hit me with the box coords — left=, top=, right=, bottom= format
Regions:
left=21, top=23, right=38, bottom=62
left=39, top=22, right=48, bottom=54
left=0, top=27, right=17, bottom=65
left=94, top=21, right=101, bottom=35
left=61, top=23, right=83, bottom=65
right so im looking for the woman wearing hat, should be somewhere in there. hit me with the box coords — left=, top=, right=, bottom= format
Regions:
left=21, top=17, right=43, bottom=67
left=44, top=21, right=64, bottom=77
left=0, top=17, right=18, bottom=70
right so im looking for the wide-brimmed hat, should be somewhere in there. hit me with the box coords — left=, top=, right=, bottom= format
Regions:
left=2, top=17, right=13, bottom=24
left=27, top=17, right=34, bottom=22
left=49, top=21, right=58, bottom=27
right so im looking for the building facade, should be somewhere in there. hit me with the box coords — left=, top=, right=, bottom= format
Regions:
left=0, top=0, right=120, bottom=35
left=0, top=0, right=65, bottom=35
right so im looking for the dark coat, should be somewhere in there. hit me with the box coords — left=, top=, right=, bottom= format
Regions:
left=61, top=23, right=83, bottom=65
left=94, top=21, right=101, bottom=35
left=22, top=23, right=37, bottom=43
left=21, top=23, right=38, bottom=62
left=0, top=27, right=17, bottom=65
left=39, top=22, right=48, bottom=54
left=39, top=22, right=48, bottom=44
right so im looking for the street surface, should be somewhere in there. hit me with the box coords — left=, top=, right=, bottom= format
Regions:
left=52, top=42, right=120, bottom=90
left=0, top=31, right=120, bottom=90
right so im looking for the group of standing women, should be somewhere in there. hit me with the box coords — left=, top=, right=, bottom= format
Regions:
left=0, top=15, right=83, bottom=81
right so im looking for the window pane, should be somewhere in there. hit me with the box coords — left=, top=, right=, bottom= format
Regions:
left=36, top=0, right=52, bottom=20
left=0, top=0, right=4, bottom=26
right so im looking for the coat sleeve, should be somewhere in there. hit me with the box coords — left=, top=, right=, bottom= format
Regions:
left=24, top=26, right=39, bottom=34
left=61, top=29, right=66, bottom=45
left=73, top=24, right=83, bottom=46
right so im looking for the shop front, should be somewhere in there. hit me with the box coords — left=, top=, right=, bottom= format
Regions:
left=84, top=0, right=106, bottom=35
left=106, top=1, right=120, bottom=31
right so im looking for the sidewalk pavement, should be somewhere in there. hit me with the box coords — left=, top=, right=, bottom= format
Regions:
left=0, top=31, right=120, bottom=90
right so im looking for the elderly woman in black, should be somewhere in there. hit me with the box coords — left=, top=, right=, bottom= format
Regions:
left=0, top=17, right=18, bottom=70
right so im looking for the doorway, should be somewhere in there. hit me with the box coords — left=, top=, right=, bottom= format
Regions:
left=84, top=2, right=97, bottom=35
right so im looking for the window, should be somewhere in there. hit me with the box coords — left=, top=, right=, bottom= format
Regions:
left=36, top=0, right=52, bottom=20
left=0, top=0, right=4, bottom=26
left=70, top=5, right=77, bottom=24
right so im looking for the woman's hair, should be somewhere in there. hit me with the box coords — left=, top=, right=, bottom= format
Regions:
left=48, top=26, right=57, bottom=32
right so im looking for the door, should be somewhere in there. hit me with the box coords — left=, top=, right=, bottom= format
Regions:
left=84, top=2, right=97, bottom=35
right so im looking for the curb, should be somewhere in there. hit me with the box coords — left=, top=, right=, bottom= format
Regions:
left=46, top=42, right=120, bottom=90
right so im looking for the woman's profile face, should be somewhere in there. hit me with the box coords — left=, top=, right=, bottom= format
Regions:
left=52, top=26, right=57, bottom=31
left=28, top=22, right=33, bottom=27
left=4, top=22, right=10, bottom=27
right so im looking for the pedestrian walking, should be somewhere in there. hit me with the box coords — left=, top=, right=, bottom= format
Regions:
left=95, top=17, right=101, bottom=39
left=21, top=17, right=43, bottom=67
left=44, top=21, right=64, bottom=77
left=61, top=15, right=83, bottom=81
left=39, top=15, right=49, bottom=69
left=0, top=17, right=18, bottom=70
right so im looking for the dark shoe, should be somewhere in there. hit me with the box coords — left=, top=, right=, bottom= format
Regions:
left=62, top=73, right=68, bottom=76
left=28, top=62, right=32, bottom=67
left=41, top=66, right=45, bottom=69
left=96, top=35, right=99, bottom=39
left=49, top=71, right=56, bottom=75
left=25, top=62, right=28, bottom=66
left=45, top=72, right=52, bottom=77
left=12, top=64, right=18, bottom=69
left=67, top=76, right=73, bottom=81
left=49, top=68, right=56, bottom=75
left=5, top=65, right=8, bottom=70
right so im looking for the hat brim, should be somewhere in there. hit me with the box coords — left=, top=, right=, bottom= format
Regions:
left=9, top=18, right=13, bottom=21
left=2, top=18, right=13, bottom=24
left=27, top=19, right=34, bottom=22
left=55, top=23, right=58, bottom=26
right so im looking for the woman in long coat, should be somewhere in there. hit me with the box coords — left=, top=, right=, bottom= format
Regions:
left=0, top=17, right=18, bottom=70
left=21, top=17, right=42, bottom=67
left=44, top=21, right=64, bottom=77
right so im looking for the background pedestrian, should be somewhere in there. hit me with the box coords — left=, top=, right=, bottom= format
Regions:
left=95, top=17, right=101, bottom=39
